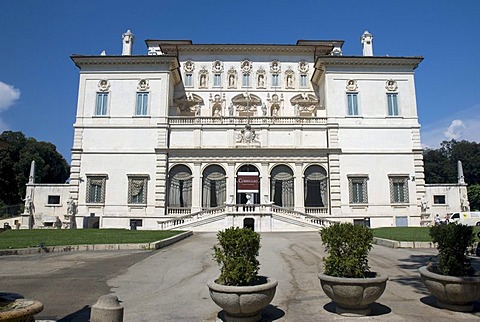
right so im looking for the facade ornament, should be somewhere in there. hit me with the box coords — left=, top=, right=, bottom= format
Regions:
left=98, top=79, right=110, bottom=92
left=385, top=79, right=397, bottom=92
left=290, top=93, right=319, bottom=116
left=212, top=60, right=223, bottom=73
left=199, top=66, right=208, bottom=88
left=137, top=79, right=149, bottom=91
left=209, top=93, right=225, bottom=117
left=346, top=79, right=358, bottom=92
left=241, top=59, right=252, bottom=73
left=256, top=67, right=266, bottom=88
left=227, top=66, right=237, bottom=88
left=147, top=45, right=162, bottom=55
left=236, top=124, right=259, bottom=144
left=231, top=93, right=261, bottom=115
left=285, top=67, right=295, bottom=89
left=174, top=93, right=204, bottom=116
left=298, top=61, right=309, bottom=73
left=183, top=60, right=195, bottom=73
left=270, top=60, right=281, bottom=73
left=267, top=93, right=284, bottom=117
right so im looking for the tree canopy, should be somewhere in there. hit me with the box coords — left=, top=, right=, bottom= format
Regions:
left=0, top=131, right=70, bottom=206
left=423, top=139, right=480, bottom=210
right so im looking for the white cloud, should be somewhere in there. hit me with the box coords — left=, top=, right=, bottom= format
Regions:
left=421, top=105, right=480, bottom=148
left=0, top=81, right=20, bottom=132
left=443, top=119, right=465, bottom=140
left=0, top=81, right=21, bottom=111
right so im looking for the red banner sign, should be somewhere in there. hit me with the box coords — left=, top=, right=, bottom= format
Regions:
left=237, top=173, right=259, bottom=192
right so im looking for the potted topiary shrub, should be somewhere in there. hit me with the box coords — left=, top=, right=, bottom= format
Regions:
left=419, top=222, right=480, bottom=311
left=207, top=227, right=277, bottom=322
left=318, top=222, right=388, bottom=316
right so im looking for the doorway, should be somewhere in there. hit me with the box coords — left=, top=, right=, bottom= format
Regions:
left=237, top=164, right=260, bottom=204
left=244, top=218, right=255, bottom=230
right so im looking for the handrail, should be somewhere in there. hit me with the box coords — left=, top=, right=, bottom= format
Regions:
left=168, top=116, right=327, bottom=125
left=160, top=203, right=333, bottom=230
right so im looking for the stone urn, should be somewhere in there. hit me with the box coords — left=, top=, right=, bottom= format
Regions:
left=0, top=293, right=44, bottom=322
left=207, top=277, right=278, bottom=322
left=318, top=273, right=388, bottom=316
left=419, top=265, right=480, bottom=311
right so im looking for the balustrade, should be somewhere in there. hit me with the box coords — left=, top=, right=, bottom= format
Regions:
left=168, top=116, right=327, bottom=126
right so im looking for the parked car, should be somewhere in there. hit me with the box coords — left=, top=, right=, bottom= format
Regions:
left=449, top=212, right=480, bottom=226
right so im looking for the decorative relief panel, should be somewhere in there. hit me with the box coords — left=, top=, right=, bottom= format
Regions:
left=291, top=93, right=319, bottom=116
left=231, top=93, right=262, bottom=116
left=98, top=79, right=110, bottom=92
left=184, top=60, right=195, bottom=72
left=346, top=79, right=358, bottom=92
left=241, top=59, right=252, bottom=74
left=270, top=60, right=281, bottom=73
left=385, top=79, right=398, bottom=92
left=236, top=124, right=260, bottom=146
left=212, top=60, right=223, bottom=73
left=298, top=61, right=309, bottom=73
left=174, top=93, right=204, bottom=116
left=137, top=79, right=149, bottom=92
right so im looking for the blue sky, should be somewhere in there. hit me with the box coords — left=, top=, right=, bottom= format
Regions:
left=1, top=1, right=479, bottom=161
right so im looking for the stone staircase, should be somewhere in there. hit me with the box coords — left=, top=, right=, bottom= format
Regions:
left=159, top=204, right=333, bottom=231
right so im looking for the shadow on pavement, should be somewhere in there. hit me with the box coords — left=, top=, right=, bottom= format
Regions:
left=216, top=304, right=285, bottom=321
left=57, top=305, right=91, bottom=322
left=323, top=301, right=391, bottom=316
left=420, top=296, right=480, bottom=316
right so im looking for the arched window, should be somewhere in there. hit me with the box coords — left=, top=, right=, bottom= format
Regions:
left=270, top=165, right=294, bottom=209
left=304, top=165, right=328, bottom=208
left=168, top=165, right=192, bottom=208
left=202, top=165, right=226, bottom=208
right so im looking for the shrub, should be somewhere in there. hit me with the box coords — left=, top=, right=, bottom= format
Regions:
left=320, top=222, right=373, bottom=278
left=213, top=227, right=261, bottom=286
left=429, top=223, right=474, bottom=276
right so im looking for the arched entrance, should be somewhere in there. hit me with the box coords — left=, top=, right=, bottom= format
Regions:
left=236, top=164, right=260, bottom=204
left=304, top=165, right=328, bottom=209
left=244, top=218, right=255, bottom=230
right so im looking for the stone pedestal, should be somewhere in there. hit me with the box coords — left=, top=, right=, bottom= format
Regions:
left=0, top=293, right=44, bottom=322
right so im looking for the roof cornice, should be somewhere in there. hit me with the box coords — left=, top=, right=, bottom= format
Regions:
left=70, top=55, right=177, bottom=68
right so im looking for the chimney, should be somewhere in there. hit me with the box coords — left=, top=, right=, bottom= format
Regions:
left=122, top=30, right=134, bottom=56
left=361, top=31, right=373, bottom=56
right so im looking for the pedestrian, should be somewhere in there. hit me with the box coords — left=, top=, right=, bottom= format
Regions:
left=434, top=214, right=441, bottom=225
left=444, top=213, right=450, bottom=224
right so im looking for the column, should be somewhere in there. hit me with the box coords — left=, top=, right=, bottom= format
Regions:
left=294, top=163, right=304, bottom=212
left=191, top=163, right=202, bottom=212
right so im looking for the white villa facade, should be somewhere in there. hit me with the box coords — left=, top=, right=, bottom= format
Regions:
left=14, top=31, right=468, bottom=232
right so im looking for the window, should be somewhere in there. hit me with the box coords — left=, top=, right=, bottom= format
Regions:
left=95, top=93, right=108, bottom=116
left=86, top=175, right=107, bottom=203
left=213, top=74, right=222, bottom=87
left=387, top=93, right=398, bottom=116
left=128, top=175, right=148, bottom=204
left=347, top=93, right=359, bottom=116
left=242, top=73, right=250, bottom=87
left=272, top=74, right=279, bottom=87
left=348, top=176, right=368, bottom=204
left=433, top=195, right=446, bottom=204
left=300, top=74, right=308, bottom=88
left=135, top=92, right=148, bottom=116
left=389, top=176, right=408, bottom=203
left=185, top=73, right=193, bottom=87
left=47, top=195, right=60, bottom=205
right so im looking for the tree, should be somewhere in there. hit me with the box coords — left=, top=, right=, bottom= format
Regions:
left=423, top=139, right=480, bottom=210
left=0, top=131, right=70, bottom=206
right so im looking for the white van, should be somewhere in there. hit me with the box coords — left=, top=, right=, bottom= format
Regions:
left=449, top=212, right=480, bottom=226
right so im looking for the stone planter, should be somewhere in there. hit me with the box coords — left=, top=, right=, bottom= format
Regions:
left=207, top=277, right=278, bottom=322
left=0, top=293, right=44, bottom=322
left=419, top=265, right=480, bottom=312
left=318, top=273, right=388, bottom=316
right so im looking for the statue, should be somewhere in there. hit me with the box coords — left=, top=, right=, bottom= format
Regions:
left=262, top=103, right=267, bottom=116
left=23, top=195, right=35, bottom=229
left=461, top=195, right=470, bottom=212
left=67, top=197, right=77, bottom=229
left=420, top=195, right=428, bottom=213
left=228, top=103, right=234, bottom=116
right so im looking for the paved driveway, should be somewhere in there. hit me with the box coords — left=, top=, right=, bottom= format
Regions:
left=1, top=232, right=480, bottom=321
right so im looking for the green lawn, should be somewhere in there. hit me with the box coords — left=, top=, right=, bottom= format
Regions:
left=0, top=229, right=184, bottom=250
left=373, top=226, right=480, bottom=242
